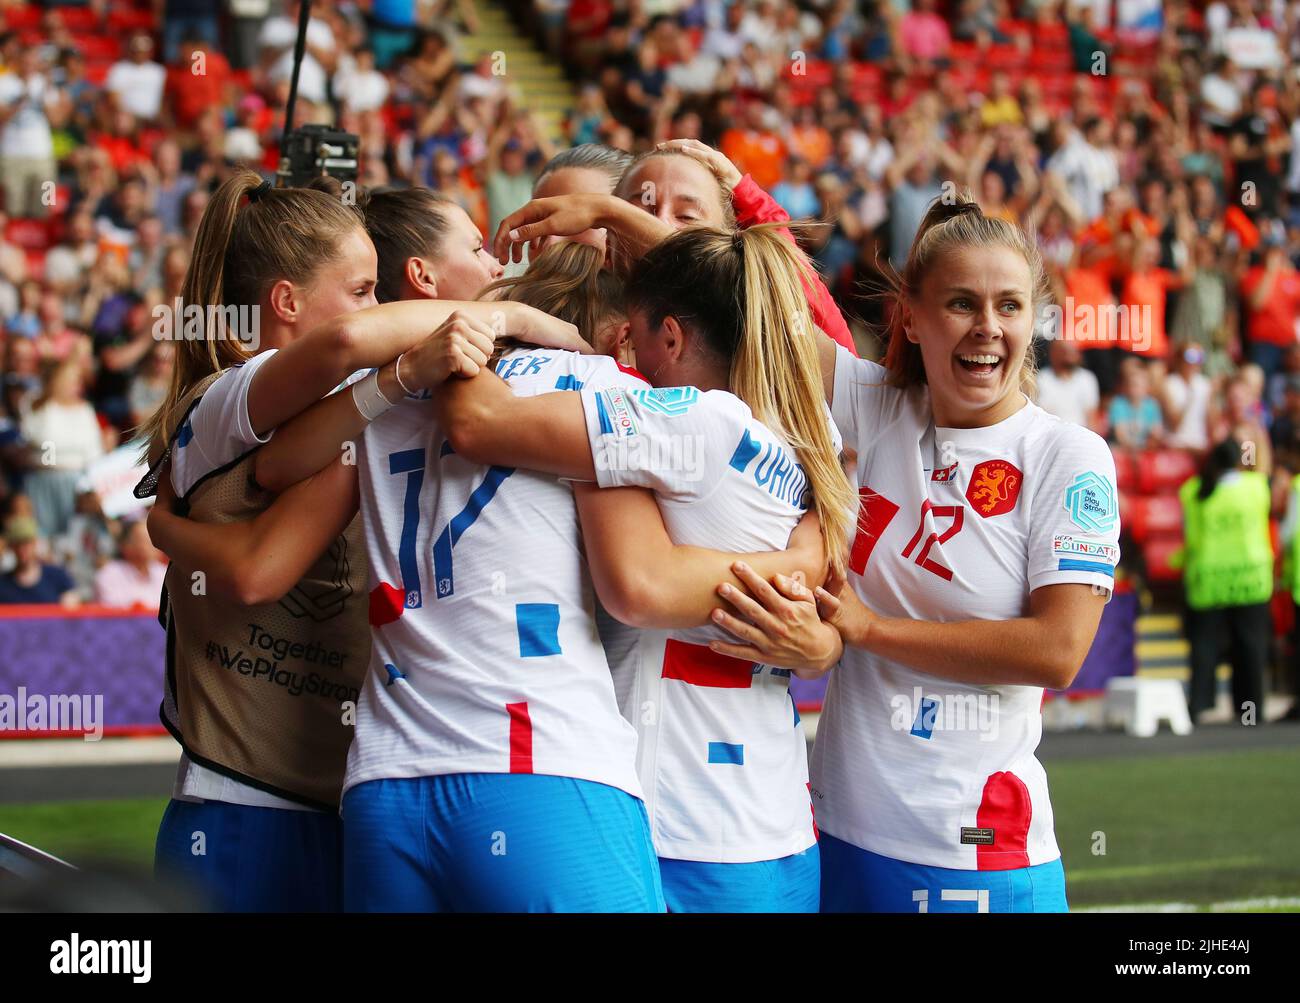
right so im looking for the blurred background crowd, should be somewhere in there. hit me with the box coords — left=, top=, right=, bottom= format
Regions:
left=0, top=0, right=1297, bottom=715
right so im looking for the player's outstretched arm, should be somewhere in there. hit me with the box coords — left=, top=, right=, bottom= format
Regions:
left=246, top=300, right=585, bottom=439
left=492, top=194, right=673, bottom=266
left=148, top=459, right=360, bottom=607
left=255, top=311, right=502, bottom=492
left=437, top=373, right=597, bottom=480
left=575, top=485, right=828, bottom=630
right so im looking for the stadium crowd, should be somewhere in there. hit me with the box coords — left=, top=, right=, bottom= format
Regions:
left=0, top=0, right=1296, bottom=710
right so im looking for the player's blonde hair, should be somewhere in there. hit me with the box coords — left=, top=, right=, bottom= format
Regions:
left=883, top=192, right=1047, bottom=397
left=626, top=224, right=856, bottom=577
left=481, top=241, right=626, bottom=355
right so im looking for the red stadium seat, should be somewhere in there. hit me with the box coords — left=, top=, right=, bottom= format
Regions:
left=107, top=8, right=158, bottom=33
left=1036, top=73, right=1074, bottom=101
left=852, top=63, right=882, bottom=89
left=949, top=41, right=979, bottom=63
left=1126, top=494, right=1183, bottom=544
left=1033, top=22, right=1069, bottom=48
left=52, top=6, right=99, bottom=31
left=788, top=60, right=832, bottom=87
left=5, top=217, right=52, bottom=251
left=1029, top=49, right=1074, bottom=74
left=24, top=248, right=45, bottom=280
left=75, top=35, right=123, bottom=62
left=1137, top=449, right=1198, bottom=496
left=4, top=5, right=42, bottom=31
left=85, top=62, right=110, bottom=85
left=1142, top=537, right=1183, bottom=583
left=1112, top=448, right=1139, bottom=494
left=984, top=44, right=1023, bottom=70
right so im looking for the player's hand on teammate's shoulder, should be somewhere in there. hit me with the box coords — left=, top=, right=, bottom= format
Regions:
left=403, top=310, right=497, bottom=385
left=708, top=562, right=846, bottom=677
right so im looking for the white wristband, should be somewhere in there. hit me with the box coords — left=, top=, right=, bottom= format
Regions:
left=351, top=369, right=397, bottom=422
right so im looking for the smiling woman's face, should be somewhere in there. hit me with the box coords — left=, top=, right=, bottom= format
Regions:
left=904, top=243, right=1035, bottom=428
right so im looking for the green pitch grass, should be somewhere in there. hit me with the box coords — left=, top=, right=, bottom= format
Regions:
left=0, top=745, right=1296, bottom=911
left=0, top=797, right=166, bottom=870
left=1051, top=746, right=1300, bottom=910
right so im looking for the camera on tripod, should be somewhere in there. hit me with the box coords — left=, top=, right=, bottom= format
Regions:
left=276, top=124, right=360, bottom=188
left=273, top=2, right=360, bottom=190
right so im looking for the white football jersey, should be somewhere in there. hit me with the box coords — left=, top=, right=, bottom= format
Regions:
left=342, top=349, right=648, bottom=800
left=582, top=385, right=825, bottom=863
left=812, top=345, right=1121, bottom=870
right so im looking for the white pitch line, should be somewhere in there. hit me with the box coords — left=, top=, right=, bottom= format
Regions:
left=1077, top=897, right=1300, bottom=913
left=0, top=737, right=181, bottom=768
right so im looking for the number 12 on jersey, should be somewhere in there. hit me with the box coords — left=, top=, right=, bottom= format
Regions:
left=850, top=486, right=964, bottom=581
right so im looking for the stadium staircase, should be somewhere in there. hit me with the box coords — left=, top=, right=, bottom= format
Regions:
left=459, top=2, right=575, bottom=147
left=1117, top=448, right=1195, bottom=684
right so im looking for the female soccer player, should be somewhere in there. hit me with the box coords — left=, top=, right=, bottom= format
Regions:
left=437, top=223, right=856, bottom=912
left=141, top=172, right=579, bottom=912
left=705, top=196, right=1121, bottom=913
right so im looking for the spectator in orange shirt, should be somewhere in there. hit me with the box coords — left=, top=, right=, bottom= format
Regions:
left=166, top=35, right=232, bottom=133
left=787, top=105, right=831, bottom=171
left=1119, top=235, right=1193, bottom=361
left=720, top=103, right=787, bottom=192
left=1078, top=186, right=1159, bottom=285
left=1065, top=262, right=1123, bottom=395
left=92, top=107, right=152, bottom=175
left=1241, top=242, right=1300, bottom=379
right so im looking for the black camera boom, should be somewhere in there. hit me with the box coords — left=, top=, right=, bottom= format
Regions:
left=274, top=1, right=360, bottom=189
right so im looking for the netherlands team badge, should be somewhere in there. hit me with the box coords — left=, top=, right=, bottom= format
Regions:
left=965, top=459, right=1023, bottom=518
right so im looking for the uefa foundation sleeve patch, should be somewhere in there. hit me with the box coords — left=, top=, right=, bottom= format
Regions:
left=594, top=387, right=639, bottom=438
left=1052, top=533, right=1118, bottom=576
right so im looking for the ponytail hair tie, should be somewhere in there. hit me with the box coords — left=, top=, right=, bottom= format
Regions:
left=247, top=180, right=273, bottom=203
left=937, top=199, right=982, bottom=222
left=731, top=227, right=746, bottom=254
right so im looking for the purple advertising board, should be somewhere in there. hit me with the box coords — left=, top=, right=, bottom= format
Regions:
left=0, top=606, right=166, bottom=737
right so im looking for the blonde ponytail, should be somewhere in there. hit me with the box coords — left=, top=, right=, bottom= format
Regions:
left=624, top=224, right=856, bottom=575
left=733, top=225, right=856, bottom=577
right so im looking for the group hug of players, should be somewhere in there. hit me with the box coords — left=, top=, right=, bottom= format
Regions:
left=136, top=137, right=1121, bottom=913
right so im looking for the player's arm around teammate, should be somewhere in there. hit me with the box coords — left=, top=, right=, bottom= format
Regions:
left=442, top=222, right=855, bottom=912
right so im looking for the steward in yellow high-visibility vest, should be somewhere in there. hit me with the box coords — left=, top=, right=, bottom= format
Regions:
left=1175, top=439, right=1272, bottom=722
